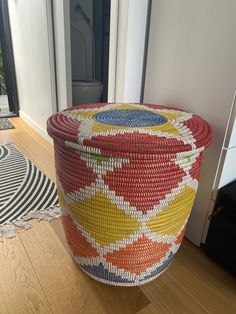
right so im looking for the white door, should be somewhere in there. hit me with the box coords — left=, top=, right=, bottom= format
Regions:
left=143, top=0, right=236, bottom=246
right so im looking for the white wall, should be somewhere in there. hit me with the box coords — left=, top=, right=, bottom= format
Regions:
left=8, top=0, right=56, bottom=138
left=53, top=0, right=72, bottom=111
left=219, top=147, right=236, bottom=188
left=144, top=0, right=236, bottom=245
left=228, top=114, right=236, bottom=149
left=215, top=92, right=236, bottom=190
left=115, top=0, right=148, bottom=102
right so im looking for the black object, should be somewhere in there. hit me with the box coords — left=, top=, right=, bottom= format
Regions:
left=219, top=181, right=236, bottom=220
left=205, top=181, right=236, bottom=275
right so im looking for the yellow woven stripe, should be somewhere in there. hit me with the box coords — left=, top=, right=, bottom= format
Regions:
left=160, top=112, right=183, bottom=121
left=110, top=104, right=144, bottom=110
left=147, top=185, right=196, bottom=235
left=146, top=121, right=180, bottom=134
left=68, top=190, right=141, bottom=247
left=70, top=110, right=100, bottom=119
left=56, top=178, right=66, bottom=210
left=91, top=120, right=128, bottom=132
left=146, top=111, right=184, bottom=134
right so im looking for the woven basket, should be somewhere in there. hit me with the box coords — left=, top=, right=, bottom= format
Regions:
left=47, top=103, right=212, bottom=286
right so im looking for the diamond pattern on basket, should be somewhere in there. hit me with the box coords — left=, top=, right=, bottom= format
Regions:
left=67, top=189, right=141, bottom=247
left=47, top=103, right=212, bottom=286
left=105, top=235, right=171, bottom=274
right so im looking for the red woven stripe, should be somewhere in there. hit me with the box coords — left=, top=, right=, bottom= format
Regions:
left=103, top=158, right=186, bottom=213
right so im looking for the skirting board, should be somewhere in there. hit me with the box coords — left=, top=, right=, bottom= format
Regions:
left=19, top=110, right=52, bottom=143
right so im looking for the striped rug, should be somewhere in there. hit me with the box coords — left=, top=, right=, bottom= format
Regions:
left=0, top=118, right=15, bottom=130
left=0, top=144, right=59, bottom=225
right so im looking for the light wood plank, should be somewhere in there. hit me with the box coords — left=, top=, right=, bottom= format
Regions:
left=49, top=219, right=71, bottom=254
left=141, top=269, right=208, bottom=314
left=0, top=237, right=51, bottom=314
left=19, top=220, right=104, bottom=314
left=19, top=220, right=149, bottom=314
left=170, top=240, right=236, bottom=313
left=141, top=240, right=236, bottom=314
left=136, top=303, right=160, bottom=314
left=91, top=278, right=150, bottom=314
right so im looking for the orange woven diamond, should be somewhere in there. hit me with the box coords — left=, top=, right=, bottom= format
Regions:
left=175, top=225, right=186, bottom=245
left=105, top=235, right=171, bottom=274
left=62, top=215, right=99, bottom=258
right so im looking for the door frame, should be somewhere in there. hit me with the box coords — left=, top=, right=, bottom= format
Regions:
left=107, top=0, right=118, bottom=103
left=0, top=0, right=19, bottom=115
left=52, top=0, right=72, bottom=111
left=113, top=0, right=150, bottom=103
left=52, top=0, right=118, bottom=110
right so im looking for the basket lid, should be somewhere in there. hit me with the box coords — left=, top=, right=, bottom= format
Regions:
left=47, top=103, right=212, bottom=157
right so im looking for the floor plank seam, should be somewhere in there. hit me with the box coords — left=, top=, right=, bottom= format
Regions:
left=19, top=228, right=54, bottom=314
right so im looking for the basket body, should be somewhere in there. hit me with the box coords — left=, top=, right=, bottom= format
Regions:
left=48, top=103, right=212, bottom=286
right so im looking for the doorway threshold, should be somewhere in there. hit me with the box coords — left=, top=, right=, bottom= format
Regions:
left=0, top=112, right=17, bottom=118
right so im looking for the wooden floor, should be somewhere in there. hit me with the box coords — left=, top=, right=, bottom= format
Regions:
left=0, top=117, right=236, bottom=314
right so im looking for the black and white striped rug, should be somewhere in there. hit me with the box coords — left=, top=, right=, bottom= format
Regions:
left=0, top=144, right=59, bottom=225
left=0, top=118, right=15, bottom=130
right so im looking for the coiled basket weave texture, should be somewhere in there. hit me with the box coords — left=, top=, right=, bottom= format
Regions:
left=47, top=103, right=212, bottom=286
